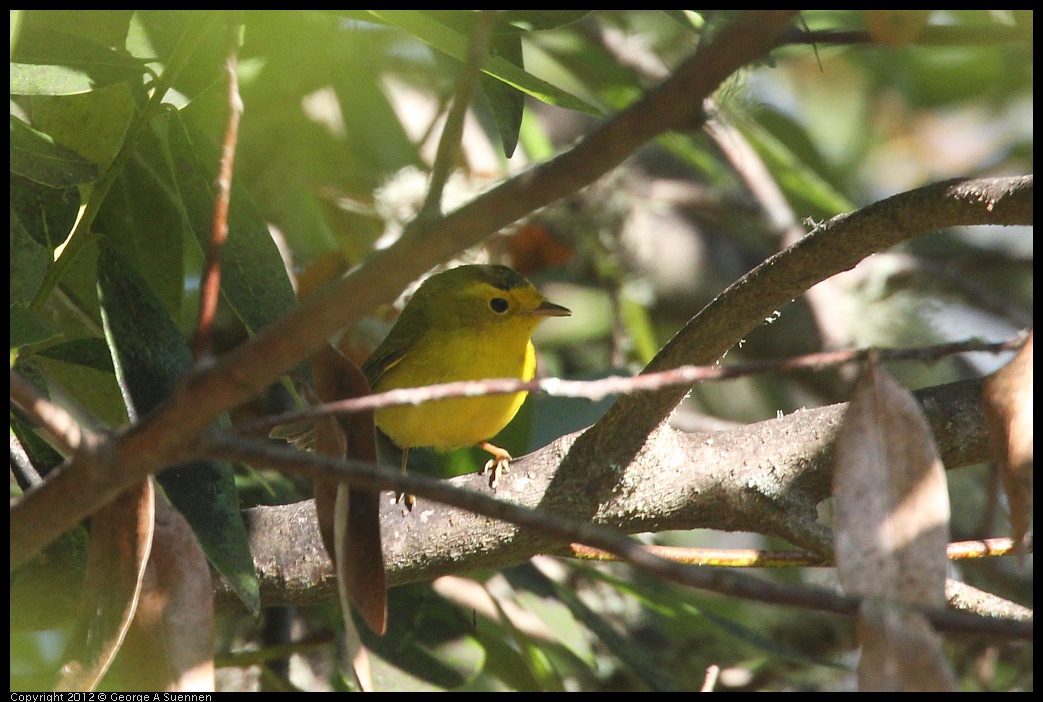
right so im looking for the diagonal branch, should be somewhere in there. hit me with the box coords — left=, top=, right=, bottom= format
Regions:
left=10, top=10, right=801, bottom=570
left=10, top=371, right=97, bottom=456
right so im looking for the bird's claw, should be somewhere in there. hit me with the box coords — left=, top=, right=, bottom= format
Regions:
left=396, top=492, right=415, bottom=512
left=481, top=452, right=512, bottom=490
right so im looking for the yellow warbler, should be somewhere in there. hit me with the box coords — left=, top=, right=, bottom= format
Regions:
left=362, top=264, right=570, bottom=492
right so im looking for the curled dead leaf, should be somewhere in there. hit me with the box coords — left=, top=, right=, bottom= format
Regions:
left=982, top=332, right=1033, bottom=552
left=833, top=360, right=951, bottom=606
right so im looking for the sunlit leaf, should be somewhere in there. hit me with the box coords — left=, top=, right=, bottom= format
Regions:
left=370, top=10, right=602, bottom=115
left=111, top=498, right=216, bottom=692
left=10, top=115, right=99, bottom=187
left=32, top=339, right=128, bottom=427
left=10, top=24, right=146, bottom=96
left=55, top=479, right=155, bottom=692
left=95, top=119, right=185, bottom=319
left=833, top=360, right=950, bottom=605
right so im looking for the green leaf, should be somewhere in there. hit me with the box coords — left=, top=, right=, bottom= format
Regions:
left=31, top=339, right=127, bottom=427
left=94, top=118, right=185, bottom=319
left=500, top=11, right=592, bottom=33
left=326, top=65, right=425, bottom=192
left=48, top=235, right=106, bottom=331
left=36, top=337, right=115, bottom=372
left=397, top=11, right=579, bottom=157
left=9, top=305, right=59, bottom=350
left=10, top=223, right=51, bottom=305
left=10, top=115, right=99, bottom=188
left=11, top=63, right=109, bottom=97
left=97, top=244, right=260, bottom=615
left=582, top=565, right=850, bottom=673
left=738, top=112, right=855, bottom=218
left=10, top=171, right=80, bottom=252
left=27, top=83, right=137, bottom=172
left=359, top=583, right=476, bottom=689
left=482, top=587, right=567, bottom=691
left=619, top=291, right=660, bottom=366
left=10, top=23, right=147, bottom=96
left=9, top=179, right=66, bottom=331
left=480, top=33, right=525, bottom=158
left=514, top=565, right=679, bottom=690
left=11, top=412, right=65, bottom=484
left=162, top=113, right=298, bottom=335
left=370, top=10, right=602, bottom=116
left=688, top=603, right=850, bottom=671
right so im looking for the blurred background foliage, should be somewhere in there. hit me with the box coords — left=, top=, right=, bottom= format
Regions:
left=10, top=10, right=1032, bottom=691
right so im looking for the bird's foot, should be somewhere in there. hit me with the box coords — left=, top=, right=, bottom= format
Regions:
left=395, top=491, right=415, bottom=512
left=478, top=441, right=512, bottom=489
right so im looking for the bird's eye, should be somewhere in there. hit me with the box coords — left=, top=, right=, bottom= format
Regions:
left=489, top=297, right=510, bottom=314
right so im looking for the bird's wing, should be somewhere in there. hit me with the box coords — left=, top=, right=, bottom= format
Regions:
left=361, top=313, right=421, bottom=388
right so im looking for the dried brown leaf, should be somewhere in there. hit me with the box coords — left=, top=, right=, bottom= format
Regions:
left=310, top=343, right=386, bottom=690
left=982, top=332, right=1033, bottom=551
left=311, top=344, right=387, bottom=636
left=55, top=478, right=155, bottom=692
left=834, top=361, right=957, bottom=691
left=856, top=599, right=957, bottom=691
left=311, top=362, right=348, bottom=562
left=113, top=497, right=215, bottom=691
left=834, top=361, right=951, bottom=606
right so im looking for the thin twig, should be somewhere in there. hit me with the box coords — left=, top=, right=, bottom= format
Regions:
left=946, top=579, right=1034, bottom=622
left=238, top=336, right=1026, bottom=436
left=701, top=665, right=720, bottom=693
left=193, top=12, right=244, bottom=359
left=570, top=537, right=1027, bottom=567
left=703, top=99, right=804, bottom=243
left=776, top=25, right=1030, bottom=48
left=10, top=371, right=96, bottom=456
left=420, top=10, right=500, bottom=218
left=10, top=433, right=44, bottom=489
left=571, top=542, right=831, bottom=567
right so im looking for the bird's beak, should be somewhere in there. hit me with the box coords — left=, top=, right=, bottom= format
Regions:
left=528, top=300, right=571, bottom=317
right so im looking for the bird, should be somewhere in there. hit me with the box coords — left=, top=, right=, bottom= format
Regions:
left=294, top=263, right=570, bottom=636
left=362, top=264, right=571, bottom=499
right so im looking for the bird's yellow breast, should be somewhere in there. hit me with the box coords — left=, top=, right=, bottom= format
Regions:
left=371, top=323, right=538, bottom=451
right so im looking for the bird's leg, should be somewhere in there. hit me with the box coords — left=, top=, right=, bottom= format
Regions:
left=395, top=448, right=415, bottom=510
left=478, top=441, right=512, bottom=489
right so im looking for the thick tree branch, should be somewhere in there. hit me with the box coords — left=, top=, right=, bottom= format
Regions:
left=235, top=377, right=991, bottom=601
left=221, top=376, right=1030, bottom=639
